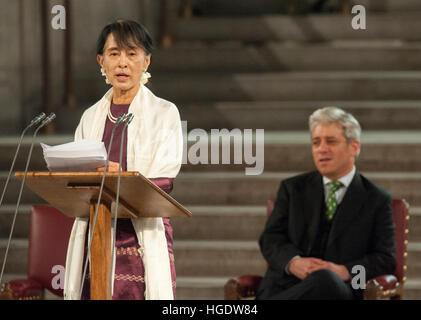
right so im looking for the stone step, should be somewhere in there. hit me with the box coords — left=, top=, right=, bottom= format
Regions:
left=404, top=278, right=421, bottom=299
left=0, top=205, right=32, bottom=239
left=179, top=100, right=421, bottom=130
left=173, top=205, right=421, bottom=242
left=0, top=239, right=28, bottom=274
left=176, top=276, right=228, bottom=300
left=178, top=240, right=421, bottom=279
left=2, top=132, right=421, bottom=179
left=152, top=44, right=421, bottom=73
left=172, top=206, right=266, bottom=241
left=177, top=13, right=421, bottom=42
left=409, top=208, right=421, bottom=242
left=173, top=240, right=266, bottom=277
left=186, top=0, right=421, bottom=16
left=181, top=131, right=421, bottom=172
left=3, top=131, right=421, bottom=172
left=187, top=0, right=285, bottom=16
left=172, top=172, right=421, bottom=206
left=0, top=173, right=45, bottom=206
left=151, top=71, right=421, bottom=103
left=0, top=135, right=73, bottom=171
left=0, top=202, right=419, bottom=242
left=406, top=242, right=421, bottom=280
left=358, top=0, right=421, bottom=12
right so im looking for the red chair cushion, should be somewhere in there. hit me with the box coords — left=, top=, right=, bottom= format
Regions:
left=27, top=206, right=74, bottom=297
left=237, top=275, right=263, bottom=292
left=371, top=274, right=398, bottom=290
left=3, top=279, right=43, bottom=299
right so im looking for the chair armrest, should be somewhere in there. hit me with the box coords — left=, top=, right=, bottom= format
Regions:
left=364, top=275, right=403, bottom=300
left=224, top=275, right=263, bottom=300
left=0, top=279, right=43, bottom=300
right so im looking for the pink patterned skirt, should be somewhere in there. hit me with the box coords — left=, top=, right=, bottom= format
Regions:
left=81, top=217, right=176, bottom=300
left=111, top=217, right=176, bottom=299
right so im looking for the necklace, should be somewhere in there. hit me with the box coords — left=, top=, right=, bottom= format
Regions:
left=108, top=87, right=142, bottom=123
left=107, top=106, right=118, bottom=123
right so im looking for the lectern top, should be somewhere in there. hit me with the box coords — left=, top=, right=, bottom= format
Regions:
left=15, top=171, right=192, bottom=219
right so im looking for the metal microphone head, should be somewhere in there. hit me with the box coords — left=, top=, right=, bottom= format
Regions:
left=30, top=113, right=47, bottom=126
left=124, top=113, right=134, bottom=125
left=40, top=113, right=56, bottom=127
left=116, top=113, right=126, bottom=125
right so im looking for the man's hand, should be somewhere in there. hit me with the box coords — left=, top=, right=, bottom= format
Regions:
left=96, top=161, right=120, bottom=172
left=308, top=261, right=351, bottom=281
left=288, top=257, right=326, bottom=280
left=289, top=257, right=351, bottom=281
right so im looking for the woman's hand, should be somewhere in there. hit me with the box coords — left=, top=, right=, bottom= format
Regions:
left=96, top=161, right=120, bottom=172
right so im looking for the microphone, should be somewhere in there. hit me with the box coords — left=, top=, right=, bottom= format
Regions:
left=0, top=113, right=46, bottom=210
left=79, top=112, right=127, bottom=300
left=108, top=113, right=134, bottom=299
left=29, top=113, right=47, bottom=127
left=0, top=112, right=55, bottom=286
left=124, top=113, right=134, bottom=125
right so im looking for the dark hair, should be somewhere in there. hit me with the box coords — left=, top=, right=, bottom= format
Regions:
left=96, top=19, right=154, bottom=56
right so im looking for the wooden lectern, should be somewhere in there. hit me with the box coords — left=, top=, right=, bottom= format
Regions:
left=15, top=171, right=191, bottom=300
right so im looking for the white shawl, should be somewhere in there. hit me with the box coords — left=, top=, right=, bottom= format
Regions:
left=63, top=85, right=183, bottom=300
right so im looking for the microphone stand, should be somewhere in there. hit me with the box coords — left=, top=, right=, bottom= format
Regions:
left=79, top=113, right=127, bottom=300
left=0, top=113, right=46, bottom=210
left=108, top=113, right=134, bottom=300
left=0, top=113, right=55, bottom=286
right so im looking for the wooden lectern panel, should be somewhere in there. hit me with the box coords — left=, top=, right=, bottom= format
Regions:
left=89, top=202, right=111, bottom=300
left=15, top=171, right=192, bottom=219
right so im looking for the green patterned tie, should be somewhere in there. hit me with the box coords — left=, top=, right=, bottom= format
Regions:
left=325, top=181, right=344, bottom=220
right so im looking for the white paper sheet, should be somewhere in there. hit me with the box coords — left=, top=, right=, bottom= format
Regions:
left=41, top=139, right=107, bottom=171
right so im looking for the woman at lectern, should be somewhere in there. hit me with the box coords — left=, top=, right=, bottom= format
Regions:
left=63, top=20, right=182, bottom=300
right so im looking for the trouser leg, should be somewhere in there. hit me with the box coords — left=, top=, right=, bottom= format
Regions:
left=258, top=269, right=354, bottom=300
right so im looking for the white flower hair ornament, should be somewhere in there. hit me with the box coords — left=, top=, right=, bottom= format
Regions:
left=141, top=71, right=151, bottom=85
left=101, top=67, right=111, bottom=84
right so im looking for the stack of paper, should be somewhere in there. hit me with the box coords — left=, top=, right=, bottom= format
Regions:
left=41, top=139, right=107, bottom=171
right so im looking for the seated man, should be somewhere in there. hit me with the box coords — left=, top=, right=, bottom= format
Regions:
left=256, top=106, right=395, bottom=300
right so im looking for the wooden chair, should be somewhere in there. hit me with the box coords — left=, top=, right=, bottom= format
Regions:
left=224, top=199, right=409, bottom=300
left=0, top=206, right=74, bottom=299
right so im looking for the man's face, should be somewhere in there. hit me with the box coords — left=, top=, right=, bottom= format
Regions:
left=311, top=123, right=360, bottom=180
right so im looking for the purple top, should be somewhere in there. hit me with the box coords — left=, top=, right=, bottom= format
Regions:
left=102, top=103, right=129, bottom=171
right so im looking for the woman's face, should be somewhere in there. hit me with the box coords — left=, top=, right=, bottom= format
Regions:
left=97, top=33, right=151, bottom=93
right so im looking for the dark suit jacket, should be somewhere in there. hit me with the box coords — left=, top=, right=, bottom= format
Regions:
left=257, top=171, right=396, bottom=297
